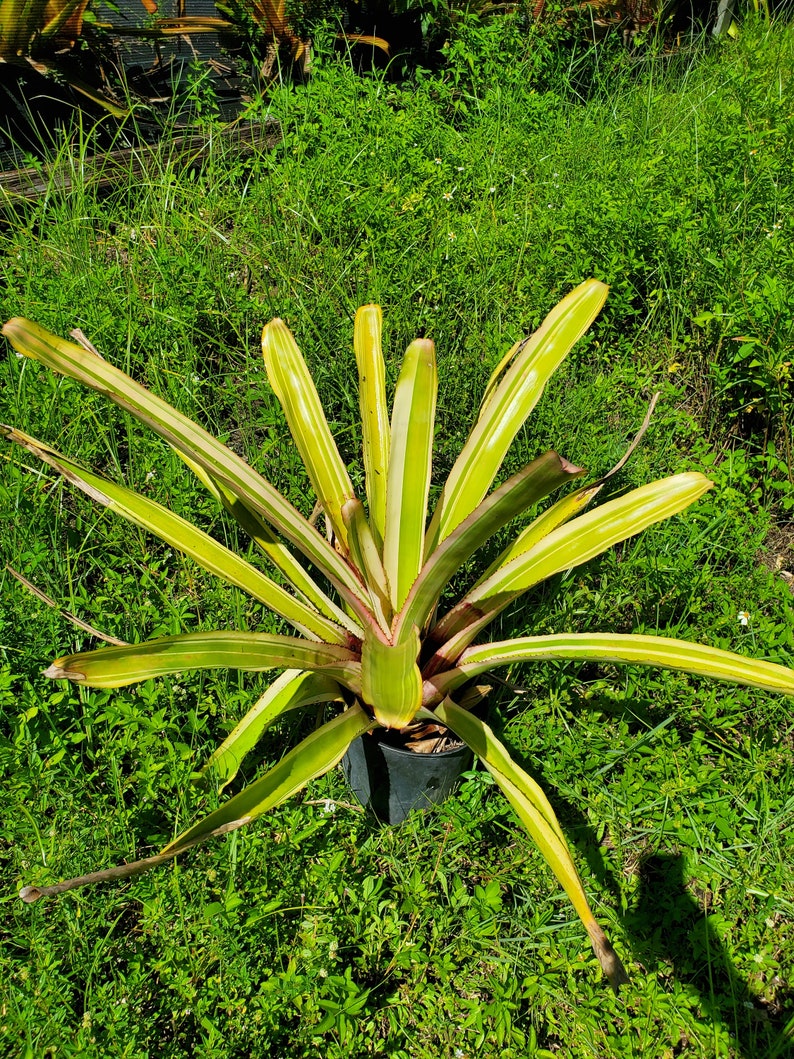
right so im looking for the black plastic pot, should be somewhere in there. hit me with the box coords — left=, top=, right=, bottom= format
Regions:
left=343, top=729, right=473, bottom=825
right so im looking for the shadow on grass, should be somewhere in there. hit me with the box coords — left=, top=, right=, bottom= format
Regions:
left=484, top=703, right=793, bottom=1056
left=625, top=852, right=793, bottom=1058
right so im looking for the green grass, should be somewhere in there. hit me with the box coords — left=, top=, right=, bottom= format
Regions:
left=2, top=17, right=794, bottom=1057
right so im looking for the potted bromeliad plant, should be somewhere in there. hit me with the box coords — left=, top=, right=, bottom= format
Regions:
left=5, top=280, right=794, bottom=991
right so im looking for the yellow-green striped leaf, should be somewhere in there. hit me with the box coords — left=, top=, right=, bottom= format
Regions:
left=342, top=498, right=392, bottom=632
left=175, top=451, right=359, bottom=635
left=44, top=631, right=361, bottom=690
left=164, top=703, right=374, bottom=854
left=434, top=698, right=628, bottom=990
left=475, top=482, right=602, bottom=587
left=361, top=624, right=422, bottom=728
left=261, top=318, right=355, bottom=551
left=2, top=426, right=351, bottom=645
left=395, top=451, right=583, bottom=640
left=426, top=633, right=794, bottom=703
left=354, top=305, right=390, bottom=546
left=427, top=280, right=608, bottom=549
left=430, top=473, right=712, bottom=661
left=1, top=318, right=371, bottom=621
left=202, top=669, right=345, bottom=788
left=383, top=339, right=437, bottom=611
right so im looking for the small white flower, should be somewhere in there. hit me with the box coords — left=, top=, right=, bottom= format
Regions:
left=145, top=470, right=156, bottom=483
left=488, top=185, right=496, bottom=194
left=443, top=190, right=454, bottom=201
left=738, top=610, right=750, bottom=626
left=321, top=799, right=336, bottom=815
left=456, top=166, right=464, bottom=171
left=448, top=232, right=456, bottom=241
left=434, top=157, right=442, bottom=165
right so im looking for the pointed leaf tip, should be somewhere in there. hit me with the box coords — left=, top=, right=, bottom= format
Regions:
left=559, top=456, right=584, bottom=475
left=44, top=663, right=77, bottom=681
left=586, top=922, right=630, bottom=992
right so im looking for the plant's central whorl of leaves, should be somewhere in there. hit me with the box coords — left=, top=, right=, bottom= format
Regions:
left=5, top=280, right=794, bottom=991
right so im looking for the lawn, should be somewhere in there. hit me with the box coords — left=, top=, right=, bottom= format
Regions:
left=1, top=17, right=793, bottom=1057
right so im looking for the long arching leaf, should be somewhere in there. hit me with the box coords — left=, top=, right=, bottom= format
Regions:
left=164, top=704, right=374, bottom=853
left=202, top=669, right=346, bottom=788
left=342, top=498, right=392, bottom=633
left=261, top=318, right=356, bottom=551
left=175, top=451, right=359, bottom=635
left=394, top=451, right=583, bottom=641
left=354, top=304, right=390, bottom=547
left=2, top=426, right=350, bottom=646
left=428, top=473, right=713, bottom=668
left=18, top=703, right=375, bottom=902
left=2, top=319, right=372, bottom=622
left=433, top=699, right=628, bottom=991
left=424, top=633, right=794, bottom=704
left=427, top=280, right=608, bottom=549
left=383, top=338, right=437, bottom=610
left=43, top=631, right=361, bottom=690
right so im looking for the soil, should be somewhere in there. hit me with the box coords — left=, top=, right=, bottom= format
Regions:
left=371, top=722, right=466, bottom=756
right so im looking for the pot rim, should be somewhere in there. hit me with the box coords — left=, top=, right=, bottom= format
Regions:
left=357, top=729, right=470, bottom=759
